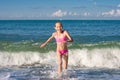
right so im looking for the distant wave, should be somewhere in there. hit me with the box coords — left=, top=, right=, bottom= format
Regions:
left=0, top=40, right=120, bottom=52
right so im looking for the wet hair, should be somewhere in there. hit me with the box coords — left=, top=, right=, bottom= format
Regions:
left=55, top=22, right=63, bottom=27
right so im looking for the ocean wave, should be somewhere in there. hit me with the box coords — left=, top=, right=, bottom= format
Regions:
left=0, top=41, right=120, bottom=52
left=0, top=47, right=120, bottom=68
left=76, top=41, right=120, bottom=49
left=69, top=48, right=120, bottom=68
left=0, top=40, right=55, bottom=53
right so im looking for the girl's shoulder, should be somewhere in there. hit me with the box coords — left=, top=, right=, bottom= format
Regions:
left=63, top=30, right=67, bottom=32
left=63, top=30, right=69, bottom=34
left=52, top=32, right=57, bottom=36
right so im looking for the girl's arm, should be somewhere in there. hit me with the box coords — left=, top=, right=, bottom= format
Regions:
left=40, top=33, right=54, bottom=48
left=65, top=30, right=73, bottom=42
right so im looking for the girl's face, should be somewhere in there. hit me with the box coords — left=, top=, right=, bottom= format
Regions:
left=55, top=23, right=62, bottom=31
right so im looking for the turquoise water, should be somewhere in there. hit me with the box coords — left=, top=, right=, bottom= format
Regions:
left=0, top=20, right=120, bottom=80
left=0, top=20, right=120, bottom=42
left=0, top=20, right=120, bottom=52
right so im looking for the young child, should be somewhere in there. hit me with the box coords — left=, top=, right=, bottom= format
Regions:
left=40, top=22, right=73, bottom=75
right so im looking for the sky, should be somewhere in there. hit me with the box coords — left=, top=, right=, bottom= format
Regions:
left=0, top=0, right=120, bottom=20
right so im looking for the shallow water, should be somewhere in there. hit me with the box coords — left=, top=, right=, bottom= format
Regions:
left=0, top=65, right=120, bottom=80
left=0, top=20, right=120, bottom=80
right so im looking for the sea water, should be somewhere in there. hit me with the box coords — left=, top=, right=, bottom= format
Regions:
left=0, top=20, right=120, bottom=80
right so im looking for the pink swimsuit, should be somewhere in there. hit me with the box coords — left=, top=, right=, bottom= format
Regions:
left=55, top=36, right=67, bottom=43
left=58, top=49, right=68, bottom=55
left=55, top=33, right=68, bottom=55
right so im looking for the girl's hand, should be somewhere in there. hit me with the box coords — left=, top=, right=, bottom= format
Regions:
left=40, top=43, right=46, bottom=48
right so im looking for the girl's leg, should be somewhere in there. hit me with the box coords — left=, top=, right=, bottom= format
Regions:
left=63, top=53, right=68, bottom=70
left=57, top=52, right=62, bottom=74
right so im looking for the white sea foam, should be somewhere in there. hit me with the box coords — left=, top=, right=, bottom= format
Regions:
left=0, top=48, right=120, bottom=68
left=0, top=72, right=10, bottom=80
left=69, top=48, right=120, bottom=68
left=0, top=51, right=57, bottom=67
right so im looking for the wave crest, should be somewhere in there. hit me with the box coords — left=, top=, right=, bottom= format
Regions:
left=0, top=47, right=120, bottom=68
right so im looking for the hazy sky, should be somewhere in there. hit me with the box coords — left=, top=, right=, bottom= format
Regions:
left=0, top=0, right=120, bottom=20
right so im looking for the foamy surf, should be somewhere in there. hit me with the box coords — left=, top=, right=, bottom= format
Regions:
left=1, top=67, right=120, bottom=80
left=48, top=70, right=75, bottom=79
left=69, top=48, right=120, bottom=68
left=0, top=51, right=57, bottom=67
left=0, top=72, right=10, bottom=80
left=0, top=47, right=120, bottom=68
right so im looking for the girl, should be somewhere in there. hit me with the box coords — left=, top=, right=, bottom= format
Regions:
left=40, top=22, right=73, bottom=75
